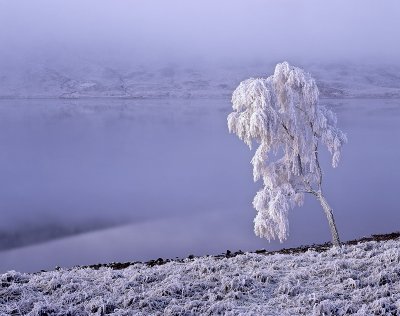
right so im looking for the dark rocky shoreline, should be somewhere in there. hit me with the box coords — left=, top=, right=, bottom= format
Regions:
left=73, top=231, right=400, bottom=272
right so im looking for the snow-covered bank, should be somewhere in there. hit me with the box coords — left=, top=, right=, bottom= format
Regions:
left=1, top=236, right=399, bottom=315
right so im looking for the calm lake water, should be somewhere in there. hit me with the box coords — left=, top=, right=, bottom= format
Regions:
left=0, top=98, right=399, bottom=272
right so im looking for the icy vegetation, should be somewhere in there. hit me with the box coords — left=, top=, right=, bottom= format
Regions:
left=228, top=62, right=346, bottom=245
left=1, top=61, right=400, bottom=99
left=1, top=238, right=400, bottom=315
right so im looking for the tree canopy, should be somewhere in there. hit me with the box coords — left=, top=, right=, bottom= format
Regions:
left=228, top=61, right=347, bottom=243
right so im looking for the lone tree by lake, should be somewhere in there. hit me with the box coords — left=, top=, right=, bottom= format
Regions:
left=227, top=61, right=347, bottom=246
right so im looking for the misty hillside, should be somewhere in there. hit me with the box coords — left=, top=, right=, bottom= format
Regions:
left=1, top=62, right=400, bottom=100
left=1, top=235, right=399, bottom=315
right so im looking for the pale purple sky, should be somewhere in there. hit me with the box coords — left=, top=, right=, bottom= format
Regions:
left=0, top=0, right=399, bottom=65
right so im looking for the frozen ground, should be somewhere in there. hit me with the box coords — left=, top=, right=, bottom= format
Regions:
left=1, top=236, right=399, bottom=315
left=1, top=61, right=400, bottom=99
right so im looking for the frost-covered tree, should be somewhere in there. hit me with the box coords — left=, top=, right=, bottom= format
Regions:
left=227, top=62, right=347, bottom=246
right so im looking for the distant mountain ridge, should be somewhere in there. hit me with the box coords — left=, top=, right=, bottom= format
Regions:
left=1, top=62, right=400, bottom=99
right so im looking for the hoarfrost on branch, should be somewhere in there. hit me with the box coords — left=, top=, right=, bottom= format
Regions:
left=228, top=61, right=347, bottom=244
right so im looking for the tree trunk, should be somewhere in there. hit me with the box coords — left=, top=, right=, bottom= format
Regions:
left=317, top=193, right=341, bottom=247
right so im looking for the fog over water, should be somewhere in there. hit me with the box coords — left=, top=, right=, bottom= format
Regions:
left=0, top=98, right=399, bottom=272
left=1, top=0, right=399, bottom=67
left=0, top=1, right=399, bottom=272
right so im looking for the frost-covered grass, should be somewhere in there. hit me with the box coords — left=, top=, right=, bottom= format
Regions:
left=1, top=238, right=400, bottom=315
